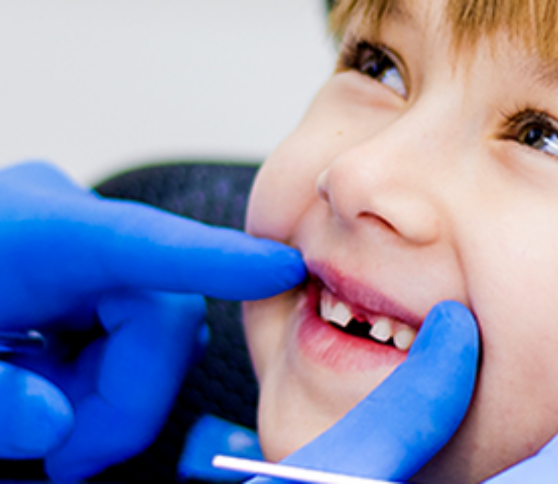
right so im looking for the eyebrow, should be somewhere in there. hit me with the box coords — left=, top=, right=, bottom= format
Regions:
left=506, top=46, right=558, bottom=93
left=388, top=2, right=415, bottom=25
left=349, top=0, right=418, bottom=40
left=531, top=60, right=558, bottom=91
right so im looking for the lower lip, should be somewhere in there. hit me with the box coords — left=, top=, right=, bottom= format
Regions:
left=295, top=282, right=407, bottom=372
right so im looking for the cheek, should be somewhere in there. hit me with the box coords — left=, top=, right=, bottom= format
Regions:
left=415, top=212, right=558, bottom=482
left=447, top=215, right=558, bottom=478
left=246, top=131, right=328, bottom=241
left=478, top=242, right=558, bottom=423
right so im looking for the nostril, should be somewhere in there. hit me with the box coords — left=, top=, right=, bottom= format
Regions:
left=357, top=211, right=398, bottom=234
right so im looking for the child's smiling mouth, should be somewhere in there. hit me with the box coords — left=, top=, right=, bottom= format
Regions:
left=294, top=261, right=424, bottom=372
left=319, top=284, right=418, bottom=351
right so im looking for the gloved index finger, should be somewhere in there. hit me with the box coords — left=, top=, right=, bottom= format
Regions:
left=81, top=198, right=306, bottom=300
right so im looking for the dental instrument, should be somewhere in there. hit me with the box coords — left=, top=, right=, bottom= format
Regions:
left=212, top=455, right=401, bottom=484
left=0, top=330, right=46, bottom=354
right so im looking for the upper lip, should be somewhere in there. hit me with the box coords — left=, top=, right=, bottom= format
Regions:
left=307, top=260, right=424, bottom=329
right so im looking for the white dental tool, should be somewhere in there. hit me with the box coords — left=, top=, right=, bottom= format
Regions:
left=212, top=455, right=401, bottom=484
left=0, top=330, right=46, bottom=354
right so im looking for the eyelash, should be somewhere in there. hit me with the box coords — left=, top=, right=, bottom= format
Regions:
left=339, top=40, right=408, bottom=98
left=502, top=108, right=558, bottom=158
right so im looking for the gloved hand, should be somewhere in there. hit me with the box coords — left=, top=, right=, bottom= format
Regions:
left=0, top=161, right=305, bottom=482
left=248, top=301, right=480, bottom=483
left=484, top=433, right=558, bottom=483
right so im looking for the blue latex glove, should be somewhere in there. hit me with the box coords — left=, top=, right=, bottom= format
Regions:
left=0, top=161, right=305, bottom=482
left=249, top=301, right=479, bottom=483
left=484, top=434, right=558, bottom=483
left=178, top=414, right=263, bottom=481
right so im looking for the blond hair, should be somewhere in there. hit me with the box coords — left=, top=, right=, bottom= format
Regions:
left=330, top=0, right=558, bottom=62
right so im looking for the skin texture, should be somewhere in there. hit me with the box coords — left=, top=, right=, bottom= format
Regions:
left=243, top=1, right=558, bottom=483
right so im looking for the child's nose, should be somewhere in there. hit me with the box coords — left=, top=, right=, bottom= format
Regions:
left=316, top=135, right=444, bottom=246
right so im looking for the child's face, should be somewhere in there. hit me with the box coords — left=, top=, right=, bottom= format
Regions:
left=243, top=1, right=558, bottom=482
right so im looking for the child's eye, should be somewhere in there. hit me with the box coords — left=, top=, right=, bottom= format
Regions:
left=340, top=41, right=408, bottom=99
left=519, top=126, right=558, bottom=156
left=505, top=110, right=558, bottom=158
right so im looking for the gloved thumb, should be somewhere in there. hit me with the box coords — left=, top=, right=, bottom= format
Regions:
left=251, top=301, right=479, bottom=483
left=0, top=361, right=73, bottom=459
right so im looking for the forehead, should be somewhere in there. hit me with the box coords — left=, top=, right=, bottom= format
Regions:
left=331, top=0, right=558, bottom=64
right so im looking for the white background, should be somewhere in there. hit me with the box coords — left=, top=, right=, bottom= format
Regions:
left=0, top=0, right=336, bottom=185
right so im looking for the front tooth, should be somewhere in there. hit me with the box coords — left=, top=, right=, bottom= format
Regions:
left=329, top=301, right=353, bottom=327
left=320, top=295, right=333, bottom=321
left=320, top=294, right=352, bottom=327
left=370, top=317, right=393, bottom=342
left=394, top=327, right=417, bottom=351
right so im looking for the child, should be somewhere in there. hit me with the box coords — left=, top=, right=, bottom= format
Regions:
left=242, top=0, right=558, bottom=482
